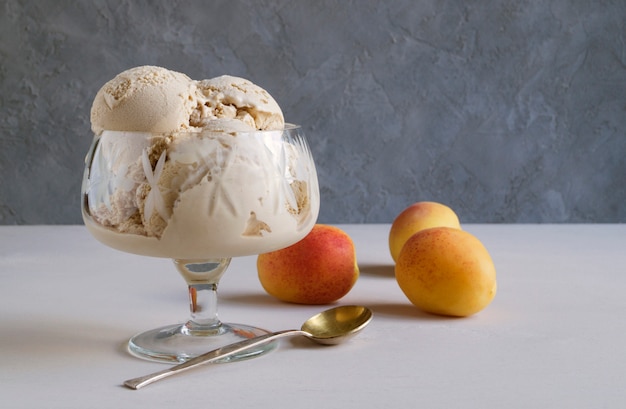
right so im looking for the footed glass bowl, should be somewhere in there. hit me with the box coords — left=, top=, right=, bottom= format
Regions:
left=81, top=124, right=319, bottom=363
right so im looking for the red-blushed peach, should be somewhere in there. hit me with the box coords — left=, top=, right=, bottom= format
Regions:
left=389, top=201, right=461, bottom=262
left=395, top=227, right=497, bottom=317
left=257, top=224, right=359, bottom=304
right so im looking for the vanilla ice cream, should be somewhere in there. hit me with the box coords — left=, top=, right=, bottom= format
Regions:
left=194, top=75, right=285, bottom=130
left=83, top=66, right=318, bottom=259
left=90, top=67, right=285, bottom=134
left=90, top=66, right=198, bottom=135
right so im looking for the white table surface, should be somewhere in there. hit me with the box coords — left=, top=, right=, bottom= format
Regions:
left=1, top=224, right=625, bottom=408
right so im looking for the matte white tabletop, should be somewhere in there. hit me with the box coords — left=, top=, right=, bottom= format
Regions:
left=1, top=224, right=625, bottom=408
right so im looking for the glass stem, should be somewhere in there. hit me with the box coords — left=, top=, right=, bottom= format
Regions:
left=173, top=258, right=231, bottom=335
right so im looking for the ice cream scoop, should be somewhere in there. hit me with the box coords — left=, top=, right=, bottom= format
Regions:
left=195, top=75, right=284, bottom=130
left=90, top=66, right=197, bottom=135
left=90, top=67, right=284, bottom=135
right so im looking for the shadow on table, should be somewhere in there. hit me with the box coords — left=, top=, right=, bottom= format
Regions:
left=365, top=302, right=463, bottom=321
left=219, top=292, right=281, bottom=306
left=358, top=264, right=395, bottom=278
left=0, top=317, right=136, bottom=365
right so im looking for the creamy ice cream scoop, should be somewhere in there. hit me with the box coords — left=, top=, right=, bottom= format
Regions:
left=90, top=67, right=284, bottom=135
left=194, top=75, right=284, bottom=130
left=90, top=66, right=197, bottom=135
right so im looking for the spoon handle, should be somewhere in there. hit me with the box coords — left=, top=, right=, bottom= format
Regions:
left=124, top=329, right=304, bottom=390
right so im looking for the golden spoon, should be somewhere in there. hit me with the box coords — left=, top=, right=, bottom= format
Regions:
left=124, top=305, right=373, bottom=390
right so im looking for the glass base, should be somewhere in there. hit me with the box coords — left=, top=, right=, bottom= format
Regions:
left=128, top=322, right=277, bottom=363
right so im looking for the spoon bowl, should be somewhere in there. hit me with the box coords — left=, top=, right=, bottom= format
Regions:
left=301, top=305, right=373, bottom=345
left=124, top=305, right=373, bottom=389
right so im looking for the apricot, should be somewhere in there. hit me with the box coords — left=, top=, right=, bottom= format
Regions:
left=395, top=227, right=496, bottom=317
left=388, top=201, right=461, bottom=262
left=257, top=224, right=359, bottom=304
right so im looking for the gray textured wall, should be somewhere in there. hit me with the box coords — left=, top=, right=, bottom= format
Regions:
left=1, top=0, right=625, bottom=225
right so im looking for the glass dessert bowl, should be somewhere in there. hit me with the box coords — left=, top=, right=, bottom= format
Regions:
left=81, top=124, right=319, bottom=363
